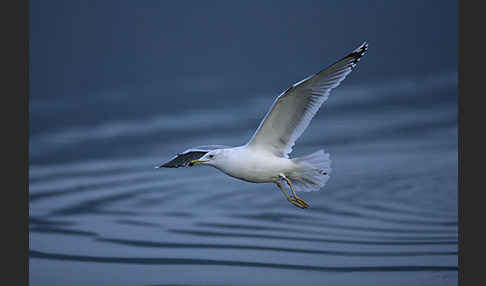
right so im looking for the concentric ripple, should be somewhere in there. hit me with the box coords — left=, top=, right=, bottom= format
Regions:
left=29, top=74, right=458, bottom=286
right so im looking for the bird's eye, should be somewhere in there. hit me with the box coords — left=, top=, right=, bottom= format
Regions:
left=209, top=155, right=214, bottom=159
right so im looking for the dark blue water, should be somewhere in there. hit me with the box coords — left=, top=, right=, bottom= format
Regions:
left=29, top=1, right=458, bottom=285
left=29, top=71, right=458, bottom=286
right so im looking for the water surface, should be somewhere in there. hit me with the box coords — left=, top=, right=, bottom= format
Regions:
left=29, top=71, right=458, bottom=285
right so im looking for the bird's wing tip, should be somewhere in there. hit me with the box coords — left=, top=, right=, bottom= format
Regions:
left=352, top=41, right=368, bottom=54
left=347, top=41, right=369, bottom=66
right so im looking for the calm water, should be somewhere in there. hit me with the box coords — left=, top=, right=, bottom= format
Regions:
left=29, top=69, right=458, bottom=285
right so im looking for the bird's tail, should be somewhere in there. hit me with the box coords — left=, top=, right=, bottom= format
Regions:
left=289, top=150, right=332, bottom=192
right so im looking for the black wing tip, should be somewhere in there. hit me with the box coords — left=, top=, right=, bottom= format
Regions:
left=156, top=162, right=186, bottom=168
left=155, top=164, right=169, bottom=169
left=155, top=159, right=181, bottom=169
left=347, top=41, right=368, bottom=66
left=155, top=158, right=176, bottom=168
left=155, top=150, right=209, bottom=169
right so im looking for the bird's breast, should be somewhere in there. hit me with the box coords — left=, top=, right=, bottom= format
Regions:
left=216, top=149, right=295, bottom=183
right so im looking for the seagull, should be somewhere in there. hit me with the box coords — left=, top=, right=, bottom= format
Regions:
left=157, top=42, right=368, bottom=209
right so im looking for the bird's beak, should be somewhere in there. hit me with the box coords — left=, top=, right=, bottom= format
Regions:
left=188, top=159, right=207, bottom=167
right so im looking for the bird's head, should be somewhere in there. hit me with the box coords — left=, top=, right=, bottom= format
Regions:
left=188, top=149, right=224, bottom=167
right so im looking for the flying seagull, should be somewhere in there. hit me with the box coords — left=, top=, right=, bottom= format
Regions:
left=157, top=42, right=368, bottom=209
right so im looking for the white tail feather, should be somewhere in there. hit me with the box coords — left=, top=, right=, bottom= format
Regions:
left=289, top=150, right=332, bottom=192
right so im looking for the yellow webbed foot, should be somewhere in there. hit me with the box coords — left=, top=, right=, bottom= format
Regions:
left=287, top=197, right=309, bottom=209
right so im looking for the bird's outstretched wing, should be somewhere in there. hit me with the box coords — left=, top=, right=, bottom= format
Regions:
left=246, top=42, right=368, bottom=157
left=156, top=145, right=230, bottom=168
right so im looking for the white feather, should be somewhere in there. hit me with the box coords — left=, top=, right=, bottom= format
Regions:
left=246, top=42, right=368, bottom=157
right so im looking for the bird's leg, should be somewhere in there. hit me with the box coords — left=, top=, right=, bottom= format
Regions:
left=274, top=181, right=306, bottom=209
left=281, top=175, right=309, bottom=208
left=274, top=181, right=291, bottom=200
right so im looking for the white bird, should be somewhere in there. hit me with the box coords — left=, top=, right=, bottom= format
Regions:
left=157, top=42, right=368, bottom=208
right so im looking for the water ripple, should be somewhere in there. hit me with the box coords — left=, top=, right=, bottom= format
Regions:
left=30, top=250, right=457, bottom=272
left=29, top=72, right=458, bottom=285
